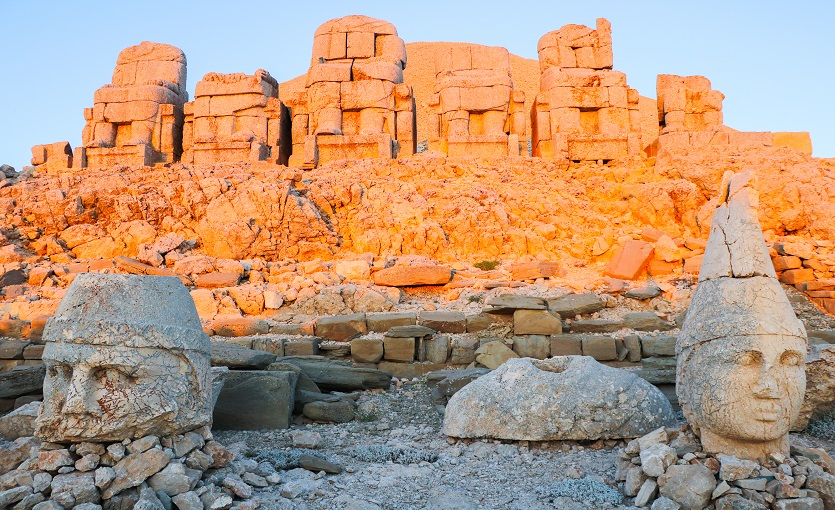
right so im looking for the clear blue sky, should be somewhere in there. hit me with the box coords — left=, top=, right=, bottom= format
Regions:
left=1, top=1, right=833, bottom=170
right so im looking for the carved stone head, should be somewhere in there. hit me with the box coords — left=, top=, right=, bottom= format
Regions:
left=676, top=171, right=807, bottom=460
left=35, top=274, right=211, bottom=443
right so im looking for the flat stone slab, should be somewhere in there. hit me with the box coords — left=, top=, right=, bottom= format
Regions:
left=366, top=312, right=416, bottom=332
left=624, top=312, right=676, bottom=332
left=419, top=311, right=466, bottom=333
left=373, top=265, right=452, bottom=287
left=210, top=342, right=277, bottom=369
left=483, top=294, right=546, bottom=313
left=213, top=370, right=298, bottom=430
left=385, top=325, right=435, bottom=338
left=277, top=356, right=392, bottom=392
left=568, top=318, right=624, bottom=333
left=314, top=313, right=367, bottom=341
left=546, top=293, right=604, bottom=318
left=0, top=365, right=45, bottom=399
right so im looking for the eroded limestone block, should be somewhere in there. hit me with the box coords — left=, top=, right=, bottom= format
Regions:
left=35, top=274, right=212, bottom=443
left=676, top=172, right=806, bottom=460
left=443, top=356, right=674, bottom=440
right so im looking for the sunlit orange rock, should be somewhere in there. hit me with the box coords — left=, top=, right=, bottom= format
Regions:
left=182, top=70, right=291, bottom=165
left=30, top=142, right=73, bottom=174
left=531, top=18, right=642, bottom=163
left=81, top=41, right=188, bottom=168
left=287, top=15, right=416, bottom=168
left=428, top=44, right=526, bottom=157
left=603, top=240, right=653, bottom=280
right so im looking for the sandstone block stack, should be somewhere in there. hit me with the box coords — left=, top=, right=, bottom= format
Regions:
left=287, top=15, right=416, bottom=168
left=428, top=44, right=526, bottom=157
left=182, top=69, right=291, bottom=165
left=29, top=142, right=72, bottom=174
left=80, top=41, right=188, bottom=168
left=531, top=18, right=642, bottom=162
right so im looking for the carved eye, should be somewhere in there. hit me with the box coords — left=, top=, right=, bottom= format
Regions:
left=780, top=351, right=803, bottom=367
left=48, top=365, right=71, bottom=379
left=737, top=351, right=762, bottom=366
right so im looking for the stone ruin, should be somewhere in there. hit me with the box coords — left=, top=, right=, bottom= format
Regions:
left=531, top=18, right=642, bottom=163
left=428, top=44, right=526, bottom=157
left=29, top=142, right=73, bottom=175
left=25, top=16, right=817, bottom=173
left=286, top=15, right=417, bottom=168
left=182, top=69, right=291, bottom=166
left=35, top=273, right=212, bottom=443
left=677, top=171, right=808, bottom=461
left=81, top=41, right=188, bottom=169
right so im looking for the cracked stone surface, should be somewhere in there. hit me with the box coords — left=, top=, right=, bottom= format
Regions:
left=35, top=274, right=212, bottom=443
left=442, top=356, right=675, bottom=441
left=677, top=171, right=807, bottom=460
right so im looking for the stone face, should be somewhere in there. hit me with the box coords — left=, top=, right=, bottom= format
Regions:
left=35, top=274, right=212, bottom=443
left=657, top=464, right=717, bottom=510
left=546, top=293, right=604, bottom=318
left=443, top=356, right=675, bottom=440
left=213, top=370, right=297, bottom=430
left=677, top=172, right=806, bottom=460
left=373, top=265, right=452, bottom=287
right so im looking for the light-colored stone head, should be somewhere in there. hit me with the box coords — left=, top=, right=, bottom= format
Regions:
left=35, top=274, right=212, bottom=443
left=676, top=171, right=807, bottom=460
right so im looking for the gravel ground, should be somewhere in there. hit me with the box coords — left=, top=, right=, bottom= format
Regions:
left=215, top=379, right=642, bottom=510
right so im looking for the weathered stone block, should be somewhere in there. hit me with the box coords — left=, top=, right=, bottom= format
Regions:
left=581, top=336, right=617, bottom=361
left=513, top=309, right=562, bottom=335
left=512, top=335, right=551, bottom=359
left=549, top=334, right=583, bottom=356
left=546, top=293, right=604, bottom=318
left=350, top=338, right=384, bottom=364
left=213, top=370, right=298, bottom=430
left=366, top=312, right=416, bottom=332
left=383, top=336, right=415, bottom=362
left=419, top=311, right=466, bottom=333
left=315, top=313, right=367, bottom=341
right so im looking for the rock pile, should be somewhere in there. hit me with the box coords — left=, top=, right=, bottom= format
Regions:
left=617, top=425, right=835, bottom=510
left=0, top=427, right=271, bottom=509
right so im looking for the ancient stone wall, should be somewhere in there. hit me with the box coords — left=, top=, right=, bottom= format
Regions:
left=80, top=41, right=188, bottom=168
left=531, top=19, right=642, bottom=163
left=286, top=15, right=417, bottom=168
left=182, top=70, right=291, bottom=166
left=428, top=44, right=526, bottom=157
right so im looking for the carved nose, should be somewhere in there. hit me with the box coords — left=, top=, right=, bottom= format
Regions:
left=63, top=366, right=102, bottom=416
left=752, top=369, right=780, bottom=399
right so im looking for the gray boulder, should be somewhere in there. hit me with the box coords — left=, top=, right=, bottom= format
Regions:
left=213, top=370, right=298, bottom=429
left=0, top=401, right=40, bottom=440
left=546, top=293, right=604, bottom=318
left=0, top=365, right=45, bottom=399
left=443, top=356, right=675, bottom=440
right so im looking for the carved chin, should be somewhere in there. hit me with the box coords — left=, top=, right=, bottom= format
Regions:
left=37, top=403, right=179, bottom=442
